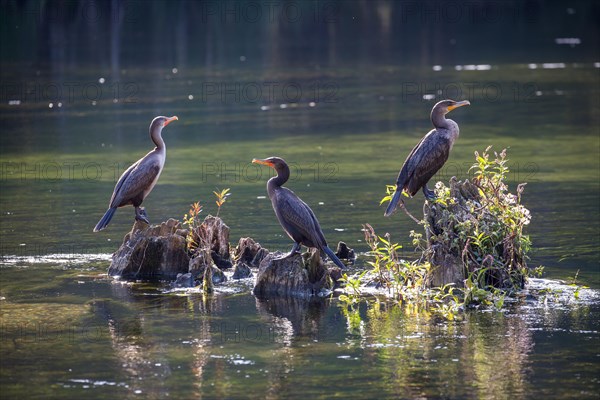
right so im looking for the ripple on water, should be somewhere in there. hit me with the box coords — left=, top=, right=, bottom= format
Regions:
left=0, top=253, right=112, bottom=267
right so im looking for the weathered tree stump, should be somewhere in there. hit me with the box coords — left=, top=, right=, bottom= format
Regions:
left=253, top=250, right=340, bottom=298
left=230, top=237, right=268, bottom=280
left=188, top=257, right=227, bottom=284
left=232, top=262, right=253, bottom=279
left=109, top=218, right=190, bottom=280
left=424, top=177, right=528, bottom=289
left=335, top=241, right=356, bottom=263
left=234, top=237, right=269, bottom=267
left=190, top=215, right=232, bottom=270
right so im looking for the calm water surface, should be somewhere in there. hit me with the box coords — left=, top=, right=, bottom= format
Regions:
left=1, top=62, right=599, bottom=398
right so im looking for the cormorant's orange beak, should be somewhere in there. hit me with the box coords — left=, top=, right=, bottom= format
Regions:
left=252, top=158, right=274, bottom=168
left=164, top=116, right=178, bottom=126
left=447, top=100, right=470, bottom=112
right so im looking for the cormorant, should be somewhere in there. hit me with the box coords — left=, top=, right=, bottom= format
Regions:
left=252, top=157, right=346, bottom=269
left=385, top=99, right=470, bottom=217
left=93, top=115, right=178, bottom=232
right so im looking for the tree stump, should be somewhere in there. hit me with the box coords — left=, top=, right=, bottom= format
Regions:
left=190, top=215, right=232, bottom=269
left=335, top=241, right=356, bottom=263
left=231, top=237, right=268, bottom=280
left=109, top=218, right=190, bottom=280
left=233, top=237, right=269, bottom=268
left=253, top=251, right=338, bottom=298
left=424, top=177, right=529, bottom=289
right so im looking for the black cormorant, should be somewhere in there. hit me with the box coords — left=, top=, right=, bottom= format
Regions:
left=253, top=156, right=345, bottom=269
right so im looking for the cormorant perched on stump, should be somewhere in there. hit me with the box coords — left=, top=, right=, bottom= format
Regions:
left=253, top=156, right=345, bottom=269
left=94, top=116, right=178, bottom=232
left=385, top=100, right=470, bottom=218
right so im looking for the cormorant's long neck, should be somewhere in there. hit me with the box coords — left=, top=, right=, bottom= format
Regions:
left=431, top=110, right=451, bottom=130
left=267, top=165, right=290, bottom=194
left=151, top=126, right=166, bottom=152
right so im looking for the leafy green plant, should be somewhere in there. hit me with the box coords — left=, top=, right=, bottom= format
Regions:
left=380, top=184, right=400, bottom=206
left=465, top=146, right=532, bottom=287
left=338, top=271, right=367, bottom=305
left=181, top=188, right=232, bottom=252
left=362, top=224, right=430, bottom=302
left=567, top=270, right=589, bottom=300
left=337, top=272, right=367, bottom=334
left=429, top=283, right=462, bottom=320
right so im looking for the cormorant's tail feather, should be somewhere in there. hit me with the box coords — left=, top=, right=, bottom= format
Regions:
left=94, top=208, right=117, bottom=232
left=323, top=246, right=346, bottom=269
left=384, top=187, right=403, bottom=217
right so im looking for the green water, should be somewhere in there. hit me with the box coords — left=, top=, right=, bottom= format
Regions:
left=1, top=1, right=600, bottom=397
left=1, top=63, right=599, bottom=399
left=1, top=64, right=599, bottom=284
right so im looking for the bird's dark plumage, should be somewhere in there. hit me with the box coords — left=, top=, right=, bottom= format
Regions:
left=94, top=115, right=178, bottom=232
left=253, top=157, right=346, bottom=269
left=385, top=100, right=469, bottom=217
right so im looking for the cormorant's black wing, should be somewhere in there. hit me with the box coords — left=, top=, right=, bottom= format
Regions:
left=110, top=153, right=161, bottom=207
left=272, top=188, right=326, bottom=248
left=397, top=130, right=451, bottom=195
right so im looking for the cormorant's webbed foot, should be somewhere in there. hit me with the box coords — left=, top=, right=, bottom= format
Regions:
left=135, top=207, right=150, bottom=224
left=422, top=185, right=436, bottom=201
left=278, top=242, right=302, bottom=259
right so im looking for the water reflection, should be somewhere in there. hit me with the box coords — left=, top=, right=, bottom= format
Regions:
left=255, top=296, right=328, bottom=341
left=0, top=261, right=597, bottom=398
left=1, top=0, right=599, bottom=395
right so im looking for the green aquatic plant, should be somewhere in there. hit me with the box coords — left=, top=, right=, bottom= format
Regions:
left=467, top=147, right=531, bottom=284
left=567, top=270, right=589, bottom=300
left=429, top=283, right=462, bottom=320
left=362, top=223, right=430, bottom=302
left=338, top=271, right=367, bottom=305
left=337, top=272, right=367, bottom=334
